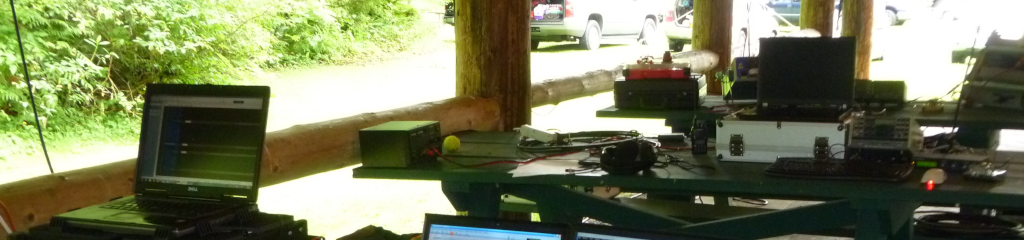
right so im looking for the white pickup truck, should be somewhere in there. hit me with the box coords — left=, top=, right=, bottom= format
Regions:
left=530, top=0, right=662, bottom=50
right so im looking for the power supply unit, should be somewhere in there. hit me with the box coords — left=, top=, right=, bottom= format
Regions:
left=359, top=121, right=441, bottom=167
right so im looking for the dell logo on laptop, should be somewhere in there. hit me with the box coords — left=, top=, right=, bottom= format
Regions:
left=188, top=187, right=198, bottom=192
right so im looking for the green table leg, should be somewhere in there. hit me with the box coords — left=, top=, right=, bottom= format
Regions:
left=855, top=208, right=886, bottom=240
left=850, top=200, right=920, bottom=240
left=442, top=181, right=503, bottom=218
left=891, top=216, right=914, bottom=240
left=712, top=195, right=730, bottom=206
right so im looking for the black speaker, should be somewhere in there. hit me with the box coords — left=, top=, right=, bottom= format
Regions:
left=600, top=140, right=657, bottom=175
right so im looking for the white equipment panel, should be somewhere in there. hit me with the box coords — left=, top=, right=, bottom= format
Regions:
left=716, top=120, right=846, bottom=163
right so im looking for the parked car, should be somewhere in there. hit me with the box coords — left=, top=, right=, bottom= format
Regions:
left=443, top=0, right=454, bottom=25
left=942, top=0, right=1024, bottom=63
left=758, top=0, right=889, bottom=60
left=530, top=0, right=662, bottom=50
left=767, top=0, right=933, bottom=26
left=885, top=0, right=934, bottom=25
left=662, top=0, right=780, bottom=56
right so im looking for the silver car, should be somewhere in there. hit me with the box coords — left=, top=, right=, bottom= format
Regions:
left=530, top=0, right=662, bottom=50
left=663, top=0, right=780, bottom=56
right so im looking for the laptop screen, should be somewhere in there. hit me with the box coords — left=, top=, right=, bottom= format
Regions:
left=422, top=214, right=568, bottom=240
left=427, top=224, right=563, bottom=240
left=134, top=84, right=270, bottom=202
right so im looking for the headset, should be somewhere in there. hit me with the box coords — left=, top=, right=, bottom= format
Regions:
left=600, top=139, right=658, bottom=175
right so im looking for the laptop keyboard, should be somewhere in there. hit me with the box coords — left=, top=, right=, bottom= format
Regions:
left=101, top=199, right=229, bottom=217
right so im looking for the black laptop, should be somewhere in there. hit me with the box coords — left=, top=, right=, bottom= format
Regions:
left=52, top=84, right=271, bottom=238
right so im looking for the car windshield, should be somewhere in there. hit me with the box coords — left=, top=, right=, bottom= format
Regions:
left=677, top=0, right=693, bottom=13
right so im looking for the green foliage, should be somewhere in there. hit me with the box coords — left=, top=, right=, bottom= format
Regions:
left=0, top=0, right=429, bottom=158
left=264, top=0, right=428, bottom=66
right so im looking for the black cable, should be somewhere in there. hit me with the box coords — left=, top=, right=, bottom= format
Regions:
left=915, top=211, right=1024, bottom=239
left=950, top=25, right=984, bottom=135
left=731, top=197, right=767, bottom=206
left=9, top=0, right=54, bottom=174
left=661, top=155, right=715, bottom=172
left=831, top=151, right=845, bottom=160
left=517, top=131, right=642, bottom=152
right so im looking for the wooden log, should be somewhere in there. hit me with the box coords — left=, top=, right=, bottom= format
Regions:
left=531, top=66, right=621, bottom=107
left=455, top=0, right=531, bottom=131
left=779, top=28, right=823, bottom=38
left=800, top=0, right=836, bottom=37
left=841, top=0, right=874, bottom=80
left=692, top=0, right=732, bottom=95
left=670, top=50, right=720, bottom=72
left=0, top=160, right=135, bottom=234
left=0, top=96, right=500, bottom=238
left=529, top=50, right=719, bottom=107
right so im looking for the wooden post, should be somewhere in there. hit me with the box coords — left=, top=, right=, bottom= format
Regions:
left=841, top=0, right=873, bottom=80
left=800, top=0, right=835, bottom=37
left=692, top=0, right=732, bottom=95
left=455, top=0, right=531, bottom=131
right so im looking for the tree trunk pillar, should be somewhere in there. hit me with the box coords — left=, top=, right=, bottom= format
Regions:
left=455, top=0, right=531, bottom=131
left=800, top=0, right=835, bottom=37
left=693, top=0, right=732, bottom=95
left=841, top=0, right=874, bottom=80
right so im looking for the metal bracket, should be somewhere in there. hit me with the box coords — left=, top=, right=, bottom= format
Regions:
left=729, top=134, right=744, bottom=156
left=814, top=137, right=829, bottom=160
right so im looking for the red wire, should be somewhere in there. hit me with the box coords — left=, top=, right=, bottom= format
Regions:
left=0, top=199, right=15, bottom=233
left=432, top=148, right=581, bottom=168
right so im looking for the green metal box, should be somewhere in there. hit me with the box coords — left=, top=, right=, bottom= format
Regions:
left=359, top=121, right=441, bottom=167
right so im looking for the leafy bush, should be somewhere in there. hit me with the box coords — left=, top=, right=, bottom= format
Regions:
left=0, top=0, right=430, bottom=160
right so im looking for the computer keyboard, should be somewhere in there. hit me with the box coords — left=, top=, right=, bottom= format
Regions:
left=101, top=199, right=228, bottom=217
left=765, top=157, right=915, bottom=182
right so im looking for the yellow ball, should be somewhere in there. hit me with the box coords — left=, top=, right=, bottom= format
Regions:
left=442, top=135, right=461, bottom=153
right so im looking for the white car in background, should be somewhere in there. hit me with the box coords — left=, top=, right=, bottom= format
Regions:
left=530, top=0, right=663, bottom=50
left=662, top=0, right=780, bottom=56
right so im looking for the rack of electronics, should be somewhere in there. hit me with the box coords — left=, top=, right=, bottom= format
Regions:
left=710, top=36, right=1009, bottom=182
left=614, top=53, right=705, bottom=111
left=962, top=32, right=1024, bottom=111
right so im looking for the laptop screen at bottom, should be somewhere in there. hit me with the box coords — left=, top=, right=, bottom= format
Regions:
left=422, top=214, right=567, bottom=240
left=427, top=224, right=563, bottom=240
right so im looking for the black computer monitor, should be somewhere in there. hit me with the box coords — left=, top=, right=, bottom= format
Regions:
left=757, top=37, right=856, bottom=120
left=422, top=214, right=569, bottom=240
left=572, top=224, right=731, bottom=240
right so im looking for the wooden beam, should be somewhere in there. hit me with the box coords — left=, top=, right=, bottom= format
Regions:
left=841, top=0, right=874, bottom=80
left=530, top=50, right=719, bottom=107
left=0, top=96, right=500, bottom=237
left=455, top=0, right=531, bottom=131
left=692, top=0, right=732, bottom=95
left=800, top=0, right=836, bottom=37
